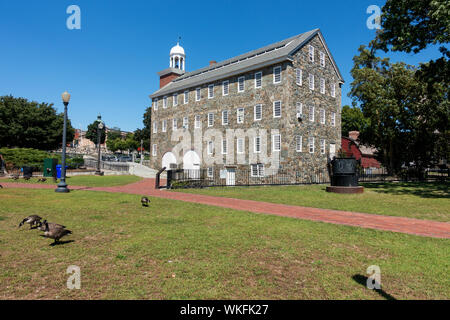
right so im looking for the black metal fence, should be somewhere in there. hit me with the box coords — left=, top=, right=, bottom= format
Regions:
left=167, top=166, right=449, bottom=189
left=84, top=159, right=129, bottom=172
left=169, top=168, right=331, bottom=188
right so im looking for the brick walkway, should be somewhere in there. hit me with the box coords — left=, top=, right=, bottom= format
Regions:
left=2, top=179, right=449, bottom=239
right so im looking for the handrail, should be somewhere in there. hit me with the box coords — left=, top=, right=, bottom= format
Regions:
left=155, top=167, right=166, bottom=189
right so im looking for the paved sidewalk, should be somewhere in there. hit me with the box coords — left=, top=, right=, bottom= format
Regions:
left=2, top=179, right=450, bottom=239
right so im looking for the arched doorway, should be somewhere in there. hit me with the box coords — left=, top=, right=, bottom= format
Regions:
left=162, top=152, right=177, bottom=170
left=183, top=150, right=200, bottom=178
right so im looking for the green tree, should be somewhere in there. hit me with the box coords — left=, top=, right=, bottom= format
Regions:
left=107, top=129, right=122, bottom=142
left=133, top=106, right=151, bottom=151
left=341, top=105, right=369, bottom=137
left=85, top=119, right=106, bottom=146
left=350, top=46, right=449, bottom=175
left=0, top=96, right=75, bottom=150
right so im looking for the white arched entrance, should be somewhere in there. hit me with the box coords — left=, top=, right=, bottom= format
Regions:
left=162, top=152, right=177, bottom=170
left=183, top=150, right=200, bottom=170
left=183, top=150, right=200, bottom=178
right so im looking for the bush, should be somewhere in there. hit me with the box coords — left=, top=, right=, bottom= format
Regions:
left=0, top=148, right=49, bottom=170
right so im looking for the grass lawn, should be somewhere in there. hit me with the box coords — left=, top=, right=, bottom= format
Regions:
left=0, top=188, right=448, bottom=299
left=172, top=182, right=450, bottom=222
left=0, top=175, right=142, bottom=188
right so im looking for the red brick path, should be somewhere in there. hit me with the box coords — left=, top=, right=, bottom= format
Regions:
left=2, top=179, right=449, bottom=239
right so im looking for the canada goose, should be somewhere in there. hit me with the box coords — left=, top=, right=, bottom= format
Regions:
left=37, top=178, right=47, bottom=182
left=0, top=184, right=3, bottom=189
left=141, top=196, right=150, bottom=207
left=53, top=177, right=58, bottom=182
left=19, top=215, right=42, bottom=229
left=42, top=221, right=72, bottom=244
left=24, top=176, right=30, bottom=181
left=12, top=175, right=19, bottom=180
left=37, top=220, right=66, bottom=231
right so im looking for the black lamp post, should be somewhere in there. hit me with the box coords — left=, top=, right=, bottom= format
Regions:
left=95, top=115, right=105, bottom=175
left=55, top=91, right=71, bottom=193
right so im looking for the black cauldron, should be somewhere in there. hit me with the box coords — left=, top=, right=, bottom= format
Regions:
left=329, top=158, right=359, bottom=187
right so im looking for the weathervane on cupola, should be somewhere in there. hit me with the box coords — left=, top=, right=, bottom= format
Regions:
left=170, top=36, right=185, bottom=71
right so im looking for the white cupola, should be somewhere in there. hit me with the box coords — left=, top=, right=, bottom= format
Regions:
left=169, top=40, right=185, bottom=71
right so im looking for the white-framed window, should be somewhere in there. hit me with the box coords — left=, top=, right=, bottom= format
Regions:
left=153, top=121, right=158, bottom=133
left=296, top=68, right=302, bottom=86
left=251, top=163, right=264, bottom=177
left=163, top=96, right=168, bottom=108
left=152, top=144, right=157, bottom=156
left=272, top=134, right=281, bottom=152
left=195, top=115, right=201, bottom=128
left=331, top=112, right=336, bottom=127
left=162, top=119, right=167, bottom=132
left=309, top=105, right=315, bottom=122
left=296, top=102, right=303, bottom=117
left=207, top=141, right=214, bottom=155
left=184, top=91, right=189, bottom=104
left=320, top=51, right=325, bottom=67
left=320, top=78, right=325, bottom=94
left=154, top=98, right=158, bottom=110
left=330, top=143, right=336, bottom=159
left=208, top=84, right=214, bottom=99
left=255, top=71, right=262, bottom=88
left=207, top=167, right=213, bottom=177
left=273, top=66, right=281, bottom=83
left=237, top=108, right=244, bottom=124
left=222, top=80, right=229, bottom=96
left=254, top=136, right=261, bottom=153
left=308, top=45, right=314, bottom=63
left=320, top=109, right=325, bottom=124
left=254, top=104, right=262, bottom=121
left=222, top=110, right=229, bottom=125
left=196, top=88, right=201, bottom=101
left=320, top=139, right=326, bottom=154
left=172, top=118, right=177, bottom=130
left=183, top=117, right=188, bottom=129
left=331, top=83, right=336, bottom=98
left=237, top=138, right=244, bottom=154
left=273, top=100, right=281, bottom=118
left=222, top=139, right=227, bottom=154
left=296, top=135, right=302, bottom=152
left=308, top=137, right=315, bottom=153
left=208, top=112, right=214, bottom=127
left=238, top=76, right=245, bottom=92
left=309, top=73, right=314, bottom=90
left=173, top=93, right=178, bottom=106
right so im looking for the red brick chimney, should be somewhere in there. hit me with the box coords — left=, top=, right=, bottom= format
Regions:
left=349, top=131, right=360, bottom=141
left=157, top=68, right=185, bottom=88
left=209, top=60, right=217, bottom=66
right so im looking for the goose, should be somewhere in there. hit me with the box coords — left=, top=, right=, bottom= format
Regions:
left=19, top=215, right=42, bottom=229
left=12, top=175, right=19, bottom=180
left=37, top=220, right=66, bottom=231
left=0, top=184, right=3, bottom=189
left=42, top=221, right=72, bottom=244
left=37, top=178, right=47, bottom=182
left=24, top=176, right=30, bottom=181
left=141, top=196, right=150, bottom=207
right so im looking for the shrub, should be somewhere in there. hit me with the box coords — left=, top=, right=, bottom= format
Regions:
left=0, top=148, right=49, bottom=169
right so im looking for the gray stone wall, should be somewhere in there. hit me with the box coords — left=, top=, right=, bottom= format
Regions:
left=150, top=34, right=342, bottom=180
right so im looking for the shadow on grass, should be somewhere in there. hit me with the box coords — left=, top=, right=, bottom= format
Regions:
left=352, top=274, right=396, bottom=300
left=362, top=182, right=449, bottom=199
left=49, top=240, right=75, bottom=246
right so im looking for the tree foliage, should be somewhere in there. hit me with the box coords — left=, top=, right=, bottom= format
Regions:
left=85, top=119, right=106, bottom=145
left=341, top=105, right=369, bottom=137
left=0, top=96, right=75, bottom=150
left=133, top=106, right=151, bottom=151
left=350, top=46, right=449, bottom=174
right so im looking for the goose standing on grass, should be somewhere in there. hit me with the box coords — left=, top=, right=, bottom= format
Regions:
left=42, top=221, right=72, bottom=244
left=141, top=196, right=150, bottom=207
left=19, top=215, right=42, bottom=229
left=0, top=184, right=3, bottom=189
left=37, top=220, right=66, bottom=231
left=37, top=178, right=47, bottom=182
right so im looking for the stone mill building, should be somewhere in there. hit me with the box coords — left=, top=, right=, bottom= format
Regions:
left=149, top=29, right=343, bottom=184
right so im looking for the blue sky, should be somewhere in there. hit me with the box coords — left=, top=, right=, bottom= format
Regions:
left=0, top=0, right=442, bottom=132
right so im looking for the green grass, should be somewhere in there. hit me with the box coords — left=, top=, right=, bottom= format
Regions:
left=1, top=175, right=142, bottom=188
left=172, top=182, right=450, bottom=222
left=0, top=188, right=449, bottom=299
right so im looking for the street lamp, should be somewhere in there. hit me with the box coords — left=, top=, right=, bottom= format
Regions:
left=95, top=115, right=105, bottom=175
left=55, top=91, right=71, bottom=193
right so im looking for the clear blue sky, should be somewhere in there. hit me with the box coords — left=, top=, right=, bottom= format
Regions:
left=0, top=0, right=442, bottom=132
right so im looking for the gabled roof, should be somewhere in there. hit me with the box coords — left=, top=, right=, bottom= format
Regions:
left=150, top=29, right=343, bottom=99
